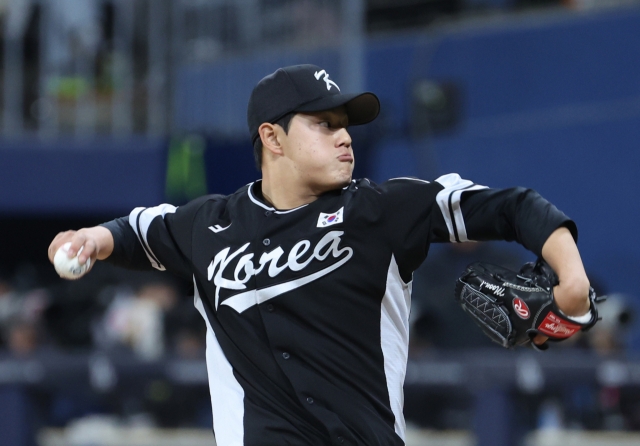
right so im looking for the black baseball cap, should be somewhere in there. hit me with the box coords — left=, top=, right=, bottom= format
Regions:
left=247, top=64, right=380, bottom=144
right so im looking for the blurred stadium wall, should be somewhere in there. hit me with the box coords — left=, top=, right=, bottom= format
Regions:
left=1, top=0, right=638, bottom=297
left=1, top=1, right=640, bottom=445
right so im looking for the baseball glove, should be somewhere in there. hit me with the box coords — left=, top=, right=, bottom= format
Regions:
left=454, top=259, right=603, bottom=350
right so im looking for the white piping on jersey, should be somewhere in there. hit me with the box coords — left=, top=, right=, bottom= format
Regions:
left=380, top=255, right=411, bottom=441
left=247, top=182, right=309, bottom=214
left=129, top=204, right=177, bottom=270
left=193, top=277, right=245, bottom=444
left=387, top=177, right=431, bottom=183
left=342, top=179, right=357, bottom=190
left=208, top=230, right=353, bottom=313
left=434, top=173, right=488, bottom=243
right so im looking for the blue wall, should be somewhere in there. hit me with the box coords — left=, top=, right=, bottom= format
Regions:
left=0, top=137, right=167, bottom=215
left=0, top=137, right=261, bottom=215
left=366, top=8, right=640, bottom=296
left=1, top=7, right=638, bottom=296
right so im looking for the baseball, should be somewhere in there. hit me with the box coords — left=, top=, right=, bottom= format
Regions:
left=54, top=242, right=91, bottom=279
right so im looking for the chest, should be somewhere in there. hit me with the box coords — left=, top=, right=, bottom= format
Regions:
left=190, top=197, right=389, bottom=316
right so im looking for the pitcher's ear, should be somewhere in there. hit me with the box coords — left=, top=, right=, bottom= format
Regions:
left=259, top=123, right=284, bottom=156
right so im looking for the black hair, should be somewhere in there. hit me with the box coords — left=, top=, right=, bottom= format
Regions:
left=253, top=112, right=295, bottom=171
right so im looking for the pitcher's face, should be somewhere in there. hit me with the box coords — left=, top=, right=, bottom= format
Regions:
left=280, top=107, right=354, bottom=193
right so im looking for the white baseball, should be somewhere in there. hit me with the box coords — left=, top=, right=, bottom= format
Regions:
left=54, top=242, right=91, bottom=279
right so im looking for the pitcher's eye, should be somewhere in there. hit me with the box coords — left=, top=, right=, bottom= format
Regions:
left=319, top=121, right=330, bottom=128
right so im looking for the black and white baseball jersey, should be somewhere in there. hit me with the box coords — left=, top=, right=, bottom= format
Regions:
left=102, top=173, right=575, bottom=446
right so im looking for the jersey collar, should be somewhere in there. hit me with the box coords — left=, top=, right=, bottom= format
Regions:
left=247, top=181, right=309, bottom=214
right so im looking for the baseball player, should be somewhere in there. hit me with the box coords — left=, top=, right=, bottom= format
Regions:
left=48, top=64, right=594, bottom=445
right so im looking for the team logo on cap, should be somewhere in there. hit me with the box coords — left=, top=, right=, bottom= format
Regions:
left=317, top=207, right=344, bottom=227
left=314, top=70, right=340, bottom=91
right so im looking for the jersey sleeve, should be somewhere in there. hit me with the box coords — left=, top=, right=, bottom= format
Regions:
left=454, top=184, right=577, bottom=255
left=102, top=195, right=212, bottom=279
left=100, top=217, right=154, bottom=271
left=378, top=174, right=485, bottom=248
left=379, top=174, right=576, bottom=276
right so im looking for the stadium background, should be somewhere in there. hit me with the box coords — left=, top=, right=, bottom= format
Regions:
left=0, top=0, right=639, bottom=445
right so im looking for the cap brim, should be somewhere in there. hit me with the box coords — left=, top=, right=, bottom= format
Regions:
left=294, top=92, right=380, bottom=126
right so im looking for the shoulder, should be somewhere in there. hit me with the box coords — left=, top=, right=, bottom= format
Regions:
left=179, top=193, right=229, bottom=213
left=192, top=182, right=253, bottom=210
left=350, top=174, right=484, bottom=194
left=339, top=178, right=442, bottom=220
left=169, top=186, right=246, bottom=222
left=348, top=176, right=443, bottom=197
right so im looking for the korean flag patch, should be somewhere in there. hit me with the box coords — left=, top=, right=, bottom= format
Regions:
left=317, top=207, right=344, bottom=228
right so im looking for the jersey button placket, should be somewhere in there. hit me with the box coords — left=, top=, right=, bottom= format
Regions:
left=263, top=238, right=270, bottom=246
left=282, top=352, right=290, bottom=360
